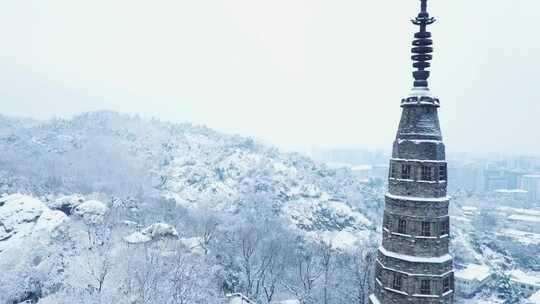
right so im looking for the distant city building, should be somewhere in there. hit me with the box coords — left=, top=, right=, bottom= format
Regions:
left=509, top=269, right=540, bottom=297
left=350, top=164, right=375, bottom=181
left=461, top=206, right=478, bottom=217
left=507, top=214, right=540, bottom=234
left=483, top=169, right=508, bottom=192
left=521, top=175, right=540, bottom=203
left=498, top=206, right=540, bottom=217
left=451, top=215, right=471, bottom=225
left=494, top=189, right=528, bottom=201
left=448, top=164, right=484, bottom=193
left=372, top=164, right=390, bottom=181
left=496, top=228, right=540, bottom=247
left=350, top=164, right=389, bottom=182
left=507, top=156, right=540, bottom=173
left=483, top=168, right=525, bottom=193
left=369, top=1, right=454, bottom=303
left=306, top=149, right=390, bottom=169
left=448, top=158, right=540, bottom=195
left=454, top=264, right=492, bottom=297
left=498, top=206, right=540, bottom=233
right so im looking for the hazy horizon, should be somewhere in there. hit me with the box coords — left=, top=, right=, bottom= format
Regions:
left=1, top=1, right=539, bottom=155
left=3, top=109, right=539, bottom=159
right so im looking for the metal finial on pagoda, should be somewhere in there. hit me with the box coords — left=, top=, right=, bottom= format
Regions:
left=411, top=0, right=436, bottom=88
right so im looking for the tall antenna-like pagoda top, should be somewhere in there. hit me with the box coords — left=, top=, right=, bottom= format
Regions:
left=411, top=0, right=436, bottom=88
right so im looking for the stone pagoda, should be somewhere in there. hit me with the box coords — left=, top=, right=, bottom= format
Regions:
left=369, top=0, right=454, bottom=303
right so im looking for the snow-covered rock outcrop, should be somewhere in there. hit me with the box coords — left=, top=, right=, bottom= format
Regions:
left=73, top=200, right=108, bottom=224
left=0, top=193, right=67, bottom=248
left=123, top=223, right=179, bottom=244
left=46, top=194, right=85, bottom=215
left=0, top=194, right=68, bottom=303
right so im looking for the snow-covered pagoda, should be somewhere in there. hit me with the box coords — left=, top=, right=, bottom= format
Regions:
left=369, top=0, right=455, bottom=303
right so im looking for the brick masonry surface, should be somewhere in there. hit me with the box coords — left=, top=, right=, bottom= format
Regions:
left=369, top=98, right=455, bottom=304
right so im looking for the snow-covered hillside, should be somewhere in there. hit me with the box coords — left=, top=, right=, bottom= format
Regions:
left=0, top=112, right=384, bottom=303
left=0, top=112, right=381, bottom=236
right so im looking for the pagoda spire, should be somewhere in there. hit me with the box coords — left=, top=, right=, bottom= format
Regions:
left=368, top=1, right=454, bottom=303
left=411, top=0, right=436, bottom=88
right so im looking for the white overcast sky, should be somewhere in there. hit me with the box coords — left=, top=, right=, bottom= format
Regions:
left=0, top=1, right=539, bottom=154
